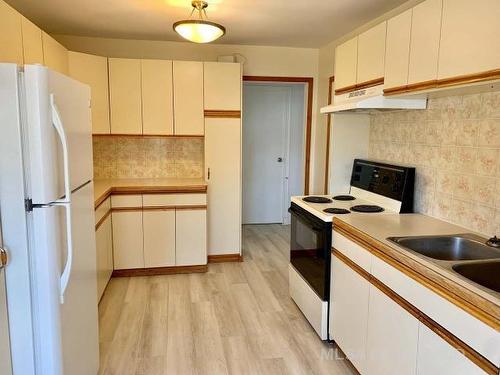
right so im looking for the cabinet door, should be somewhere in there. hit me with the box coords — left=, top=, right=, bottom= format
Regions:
left=408, top=0, right=442, bottom=85
left=42, top=32, right=69, bottom=74
left=0, top=0, right=23, bottom=64
left=330, top=255, right=370, bottom=373
left=417, top=324, right=484, bottom=375
left=173, top=61, right=204, bottom=135
left=334, top=37, right=358, bottom=91
left=143, top=209, right=176, bottom=267
left=384, top=9, right=412, bottom=89
left=366, top=286, right=419, bottom=375
left=175, top=209, right=207, bottom=266
left=357, top=22, right=387, bottom=84
left=203, top=62, right=241, bottom=110
left=95, top=215, right=113, bottom=301
left=21, top=17, right=43, bottom=65
left=112, top=211, right=144, bottom=269
left=142, top=59, right=174, bottom=135
left=68, top=52, right=111, bottom=134
left=108, top=58, right=142, bottom=134
left=438, top=0, right=500, bottom=79
left=205, top=118, right=241, bottom=256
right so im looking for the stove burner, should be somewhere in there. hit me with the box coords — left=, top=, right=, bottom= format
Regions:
left=323, top=208, right=351, bottom=214
left=302, top=196, right=332, bottom=203
left=350, top=205, right=385, bottom=213
left=333, top=195, right=356, bottom=201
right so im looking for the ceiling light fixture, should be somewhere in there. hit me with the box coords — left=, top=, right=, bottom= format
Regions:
left=173, top=1, right=226, bottom=44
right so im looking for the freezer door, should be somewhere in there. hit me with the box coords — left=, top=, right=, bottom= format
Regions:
left=23, top=65, right=92, bottom=204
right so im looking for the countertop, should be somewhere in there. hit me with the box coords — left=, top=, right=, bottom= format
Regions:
left=333, top=213, right=500, bottom=325
left=94, top=178, right=207, bottom=208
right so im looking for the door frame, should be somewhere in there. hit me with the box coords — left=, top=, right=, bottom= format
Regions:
left=324, top=75, right=335, bottom=194
left=243, top=76, right=314, bottom=195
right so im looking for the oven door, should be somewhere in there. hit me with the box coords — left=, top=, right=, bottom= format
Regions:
left=289, top=203, right=331, bottom=301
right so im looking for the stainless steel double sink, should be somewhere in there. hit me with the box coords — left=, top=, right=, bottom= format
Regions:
left=387, top=234, right=500, bottom=296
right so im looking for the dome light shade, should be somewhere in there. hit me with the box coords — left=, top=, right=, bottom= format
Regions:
left=173, top=1, right=226, bottom=44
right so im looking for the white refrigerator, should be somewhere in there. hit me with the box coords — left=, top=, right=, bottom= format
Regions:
left=0, top=63, right=99, bottom=374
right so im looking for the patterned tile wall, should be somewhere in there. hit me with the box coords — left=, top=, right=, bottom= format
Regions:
left=369, top=91, right=500, bottom=236
left=93, top=136, right=204, bottom=179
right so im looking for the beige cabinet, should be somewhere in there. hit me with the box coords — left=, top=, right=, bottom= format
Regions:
left=330, top=255, right=370, bottom=373
left=176, top=209, right=207, bottom=266
left=384, top=9, right=412, bottom=89
left=141, top=59, right=174, bottom=135
left=408, top=0, right=442, bottom=85
left=21, top=17, right=43, bottom=65
left=357, top=22, right=387, bottom=84
left=366, top=285, right=419, bottom=375
left=205, top=118, right=241, bottom=256
left=108, top=58, right=142, bottom=134
left=334, top=37, right=358, bottom=91
left=143, top=209, right=176, bottom=267
left=438, top=0, right=500, bottom=79
left=203, top=62, right=241, bottom=110
left=112, top=210, right=144, bottom=269
left=0, top=0, right=23, bottom=64
left=173, top=61, right=204, bottom=135
left=68, top=52, right=110, bottom=134
left=42, top=32, right=68, bottom=74
left=95, top=215, right=113, bottom=301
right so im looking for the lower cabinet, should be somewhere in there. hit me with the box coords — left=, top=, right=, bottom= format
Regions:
left=95, top=214, right=113, bottom=301
left=143, top=209, right=176, bottom=268
left=175, top=209, right=207, bottom=266
left=112, top=210, right=144, bottom=269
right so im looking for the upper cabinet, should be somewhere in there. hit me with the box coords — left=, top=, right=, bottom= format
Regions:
left=334, top=37, right=358, bottom=92
left=173, top=61, right=204, bottom=135
left=108, top=58, right=142, bottom=135
left=141, top=59, right=174, bottom=135
left=438, top=0, right=500, bottom=79
left=0, top=0, right=23, bottom=64
left=20, top=17, right=43, bottom=65
left=384, top=9, right=412, bottom=90
left=42, top=32, right=69, bottom=74
left=408, top=0, right=442, bottom=86
left=68, top=52, right=111, bottom=134
left=203, top=62, right=241, bottom=111
left=356, top=22, right=386, bottom=85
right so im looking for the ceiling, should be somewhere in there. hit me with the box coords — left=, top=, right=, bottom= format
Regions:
left=6, top=0, right=409, bottom=48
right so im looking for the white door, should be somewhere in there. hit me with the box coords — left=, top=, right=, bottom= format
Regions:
left=242, top=83, right=304, bottom=224
left=0, top=222, right=13, bottom=375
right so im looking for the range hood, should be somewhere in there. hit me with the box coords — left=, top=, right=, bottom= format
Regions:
left=321, top=85, right=427, bottom=114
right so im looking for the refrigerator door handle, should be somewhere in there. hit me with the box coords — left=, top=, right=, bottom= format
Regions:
left=50, top=94, right=73, bottom=303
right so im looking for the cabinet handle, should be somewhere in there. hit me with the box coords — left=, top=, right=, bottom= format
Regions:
left=207, top=167, right=211, bottom=180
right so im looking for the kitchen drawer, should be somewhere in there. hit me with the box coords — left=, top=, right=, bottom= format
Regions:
left=111, top=195, right=142, bottom=208
left=142, top=193, right=206, bottom=207
left=95, top=197, right=111, bottom=225
left=332, top=230, right=372, bottom=273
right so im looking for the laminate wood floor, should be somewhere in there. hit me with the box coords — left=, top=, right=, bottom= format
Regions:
left=98, top=224, right=356, bottom=375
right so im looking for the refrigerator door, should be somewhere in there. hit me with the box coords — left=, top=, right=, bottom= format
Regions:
left=23, top=65, right=92, bottom=204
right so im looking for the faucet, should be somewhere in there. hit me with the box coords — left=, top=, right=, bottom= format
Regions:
left=486, top=236, right=500, bottom=248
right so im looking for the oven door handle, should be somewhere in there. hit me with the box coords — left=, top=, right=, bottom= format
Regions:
left=288, top=205, right=324, bottom=232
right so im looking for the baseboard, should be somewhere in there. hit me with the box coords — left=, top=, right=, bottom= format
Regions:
left=207, top=253, right=244, bottom=263
left=112, top=264, right=208, bottom=277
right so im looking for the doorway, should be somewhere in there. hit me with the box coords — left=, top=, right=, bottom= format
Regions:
left=242, top=82, right=306, bottom=225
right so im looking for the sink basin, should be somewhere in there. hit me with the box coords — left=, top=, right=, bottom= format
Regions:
left=387, top=235, right=500, bottom=261
left=452, top=262, right=500, bottom=293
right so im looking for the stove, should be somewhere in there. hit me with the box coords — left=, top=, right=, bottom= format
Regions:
left=288, top=159, right=415, bottom=340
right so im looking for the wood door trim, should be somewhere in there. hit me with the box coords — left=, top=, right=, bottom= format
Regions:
left=112, top=264, right=208, bottom=277
left=204, top=110, right=241, bottom=118
left=333, top=219, right=500, bottom=329
left=334, top=77, right=384, bottom=95
left=95, top=209, right=112, bottom=230
left=207, top=253, right=243, bottom=263
left=332, top=249, right=498, bottom=375
left=243, top=75, right=314, bottom=194
left=92, top=134, right=204, bottom=138
left=324, top=75, right=334, bottom=194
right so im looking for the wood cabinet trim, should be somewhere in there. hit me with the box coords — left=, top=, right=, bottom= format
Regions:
left=207, top=253, right=243, bottom=263
left=332, top=248, right=498, bottom=375
left=332, top=219, right=500, bottom=329
left=204, top=110, right=241, bottom=118
left=112, top=205, right=207, bottom=212
left=92, top=134, right=204, bottom=138
left=112, top=264, right=207, bottom=277
left=95, top=209, right=112, bottom=230
left=334, top=77, right=384, bottom=95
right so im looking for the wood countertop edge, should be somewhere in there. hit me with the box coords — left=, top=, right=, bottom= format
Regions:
left=94, top=184, right=208, bottom=209
left=332, top=218, right=500, bottom=330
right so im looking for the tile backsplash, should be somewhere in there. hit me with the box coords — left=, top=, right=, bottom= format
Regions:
left=93, top=136, right=204, bottom=179
left=369, top=91, right=500, bottom=236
